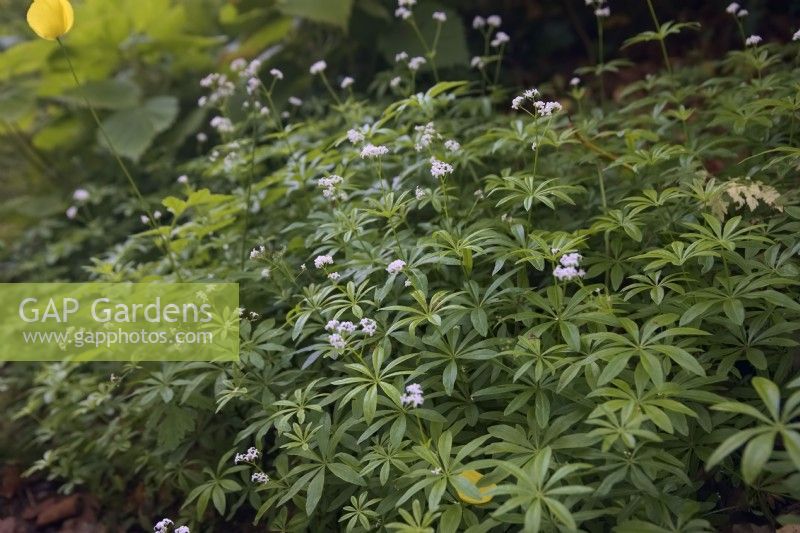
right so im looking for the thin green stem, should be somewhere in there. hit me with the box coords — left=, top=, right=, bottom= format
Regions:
left=408, top=18, right=439, bottom=81
left=493, top=44, right=505, bottom=86
left=57, top=39, right=183, bottom=280
left=240, top=103, right=258, bottom=270
left=319, top=73, right=343, bottom=106
left=645, top=0, right=672, bottom=74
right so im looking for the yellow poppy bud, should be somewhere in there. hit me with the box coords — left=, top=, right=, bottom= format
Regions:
left=455, top=470, right=496, bottom=505
left=26, top=0, right=74, bottom=41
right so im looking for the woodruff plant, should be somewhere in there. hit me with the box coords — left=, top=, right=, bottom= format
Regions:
left=4, top=1, right=800, bottom=531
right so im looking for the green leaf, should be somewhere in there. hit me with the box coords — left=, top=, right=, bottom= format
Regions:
left=752, top=377, right=780, bottom=420
left=443, top=360, right=458, bottom=394
left=741, top=431, right=775, bottom=484
left=439, top=504, right=462, bottom=533
left=63, top=79, right=142, bottom=110
left=277, top=0, right=354, bottom=29
left=99, top=96, right=179, bottom=161
left=328, top=463, right=366, bottom=486
left=306, top=468, right=325, bottom=514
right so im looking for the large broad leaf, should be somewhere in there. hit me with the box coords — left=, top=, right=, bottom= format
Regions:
left=99, top=96, right=179, bottom=161
left=277, top=0, right=354, bottom=29
left=62, top=79, right=142, bottom=110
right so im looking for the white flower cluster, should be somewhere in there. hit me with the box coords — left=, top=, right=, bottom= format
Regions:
left=511, top=89, right=562, bottom=117
left=432, top=11, right=446, bottom=22
left=66, top=206, right=78, bottom=220
left=395, top=51, right=409, bottom=63
left=340, top=76, right=354, bottom=89
left=314, top=254, right=334, bottom=269
left=387, top=259, right=406, bottom=274
left=394, top=0, right=416, bottom=20
left=725, top=3, right=748, bottom=17
left=251, top=472, right=270, bottom=485
left=745, top=34, right=762, bottom=46
left=154, top=518, right=190, bottom=533
left=401, top=383, right=424, bottom=407
left=585, top=0, right=610, bottom=17
left=472, top=15, right=502, bottom=29
left=234, top=446, right=260, bottom=464
left=470, top=56, right=484, bottom=69
left=570, top=77, right=581, bottom=87
left=491, top=31, right=510, bottom=48
left=270, top=68, right=284, bottom=80
left=444, top=139, right=460, bottom=152
left=415, top=186, right=426, bottom=200
left=408, top=56, right=427, bottom=71
left=415, top=122, right=438, bottom=151
left=430, top=157, right=454, bottom=178
left=554, top=252, right=587, bottom=281
left=199, top=73, right=235, bottom=107
left=250, top=245, right=266, bottom=260
left=210, top=116, right=234, bottom=134
left=347, top=126, right=367, bottom=144
left=73, top=188, right=89, bottom=202
left=360, top=144, right=389, bottom=158
left=310, top=60, right=327, bottom=75
left=288, top=96, right=303, bottom=107
left=325, top=318, right=377, bottom=350
left=318, top=175, right=346, bottom=201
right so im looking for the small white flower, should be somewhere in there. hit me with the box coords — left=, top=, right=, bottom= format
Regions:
left=432, top=11, right=447, bottom=22
left=328, top=272, right=341, bottom=282
left=430, top=157, right=454, bottom=178
left=153, top=518, right=174, bottom=533
left=325, top=320, right=340, bottom=332
left=340, top=76, right=354, bottom=89
left=329, top=333, right=346, bottom=350
left=261, top=268, right=271, bottom=279
left=444, top=139, right=460, bottom=152
left=360, top=318, right=378, bottom=336
left=177, top=175, right=189, bottom=185
left=559, top=252, right=582, bottom=267
left=745, top=34, right=762, bottom=46
left=360, top=144, right=389, bottom=158
left=473, top=16, right=486, bottom=29
left=230, top=58, right=247, bottom=72
left=570, top=77, right=581, bottom=86
left=401, top=383, right=424, bottom=407
left=347, top=128, right=365, bottom=144
left=288, top=96, right=303, bottom=107
left=398, top=0, right=416, bottom=6
left=210, top=116, right=234, bottom=133
left=511, top=96, right=525, bottom=110
left=153, top=210, right=162, bottom=220
left=523, top=88, right=540, bottom=99
left=395, top=51, right=409, bottom=63
left=431, top=467, right=442, bottom=475
left=737, top=9, right=748, bottom=17
left=140, top=215, right=149, bottom=225
left=595, top=7, right=610, bottom=17
left=196, top=132, right=208, bottom=143
left=270, top=68, right=284, bottom=80
left=554, top=265, right=586, bottom=281
left=531, top=142, right=537, bottom=151
left=72, top=188, right=89, bottom=202
left=487, top=15, right=502, bottom=27
left=408, top=56, right=427, bottom=71
left=309, top=60, right=327, bottom=75
left=250, top=245, right=265, bottom=260
left=234, top=447, right=260, bottom=464
left=66, top=206, right=78, bottom=220
left=415, top=186, right=426, bottom=200
left=390, top=76, right=402, bottom=88
left=794, top=29, right=800, bottom=41
left=470, top=56, right=485, bottom=69
left=491, top=31, right=510, bottom=47
left=251, top=472, right=270, bottom=485
left=175, top=527, right=190, bottom=533
left=387, top=259, right=406, bottom=275
left=395, top=6, right=412, bottom=19
left=337, top=321, right=357, bottom=334
left=725, top=2, right=740, bottom=14
left=314, top=254, right=334, bottom=269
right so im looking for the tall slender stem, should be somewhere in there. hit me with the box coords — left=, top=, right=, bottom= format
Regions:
left=645, top=0, right=672, bottom=74
left=57, top=39, right=183, bottom=280
left=240, top=102, right=258, bottom=270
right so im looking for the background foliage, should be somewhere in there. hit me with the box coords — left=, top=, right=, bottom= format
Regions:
left=1, top=0, right=800, bottom=531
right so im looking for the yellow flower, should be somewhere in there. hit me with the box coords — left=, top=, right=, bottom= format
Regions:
left=27, top=0, right=74, bottom=41
left=455, top=470, right=496, bottom=505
